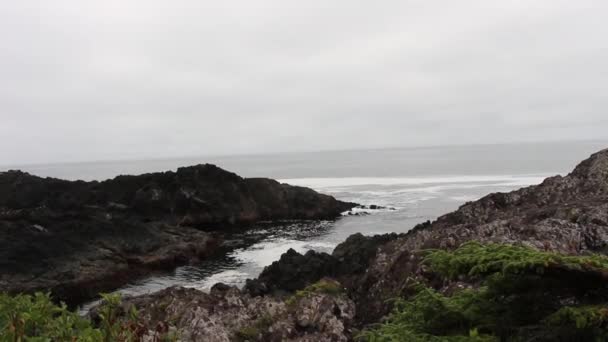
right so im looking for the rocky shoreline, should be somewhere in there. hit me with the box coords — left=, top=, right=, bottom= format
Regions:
left=0, top=164, right=356, bottom=305
left=4, top=148, right=608, bottom=340
left=109, top=148, right=608, bottom=341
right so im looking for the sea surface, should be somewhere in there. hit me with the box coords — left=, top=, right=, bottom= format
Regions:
left=4, top=141, right=607, bottom=307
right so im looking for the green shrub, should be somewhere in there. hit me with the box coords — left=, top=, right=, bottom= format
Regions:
left=300, top=279, right=344, bottom=296
left=423, top=242, right=608, bottom=280
left=0, top=292, right=147, bottom=341
left=356, top=286, right=497, bottom=342
left=358, top=243, right=608, bottom=341
left=545, top=305, right=608, bottom=329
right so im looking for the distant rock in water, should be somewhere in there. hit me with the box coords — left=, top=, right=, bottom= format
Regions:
left=0, top=164, right=357, bottom=305
left=342, top=204, right=397, bottom=216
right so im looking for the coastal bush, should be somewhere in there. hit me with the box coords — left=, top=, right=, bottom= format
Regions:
left=358, top=243, right=608, bottom=341
left=356, top=286, right=497, bottom=342
left=0, top=292, right=163, bottom=341
left=423, top=242, right=608, bottom=280
left=286, top=278, right=344, bottom=306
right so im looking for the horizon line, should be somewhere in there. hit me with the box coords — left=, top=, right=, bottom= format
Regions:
left=3, top=138, right=607, bottom=170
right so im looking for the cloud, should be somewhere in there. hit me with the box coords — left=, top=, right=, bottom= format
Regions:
left=1, top=0, right=607, bottom=165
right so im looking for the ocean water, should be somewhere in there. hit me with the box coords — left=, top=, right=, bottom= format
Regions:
left=4, top=140, right=607, bottom=305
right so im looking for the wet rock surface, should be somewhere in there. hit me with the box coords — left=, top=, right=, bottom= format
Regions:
left=0, top=164, right=356, bottom=305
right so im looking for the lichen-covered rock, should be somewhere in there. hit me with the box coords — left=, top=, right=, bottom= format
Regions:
left=122, top=282, right=355, bottom=342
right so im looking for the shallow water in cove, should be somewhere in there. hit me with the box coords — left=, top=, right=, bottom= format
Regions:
left=4, top=141, right=607, bottom=308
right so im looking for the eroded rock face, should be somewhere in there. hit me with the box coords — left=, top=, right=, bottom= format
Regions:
left=0, top=164, right=356, bottom=304
left=121, top=283, right=355, bottom=342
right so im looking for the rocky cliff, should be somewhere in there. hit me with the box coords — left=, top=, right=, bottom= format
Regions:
left=353, top=147, right=608, bottom=323
left=259, top=147, right=608, bottom=325
left=118, top=148, right=608, bottom=341
left=0, top=164, right=356, bottom=305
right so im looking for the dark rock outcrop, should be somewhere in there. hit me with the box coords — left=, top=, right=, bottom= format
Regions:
left=0, top=164, right=356, bottom=304
left=247, top=249, right=338, bottom=295
left=246, top=233, right=401, bottom=296
left=0, top=164, right=355, bottom=227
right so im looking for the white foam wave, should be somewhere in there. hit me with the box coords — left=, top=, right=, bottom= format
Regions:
left=352, top=179, right=543, bottom=196
left=449, top=195, right=480, bottom=202
left=343, top=206, right=397, bottom=215
left=232, top=239, right=337, bottom=268
left=280, top=175, right=548, bottom=190
left=186, top=270, right=252, bottom=291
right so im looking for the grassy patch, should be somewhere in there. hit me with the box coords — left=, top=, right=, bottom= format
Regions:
left=285, top=278, right=344, bottom=307
left=235, top=326, right=261, bottom=341
left=235, top=314, right=275, bottom=341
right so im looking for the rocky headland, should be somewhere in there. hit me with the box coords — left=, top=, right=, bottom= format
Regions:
left=113, top=149, right=608, bottom=341
left=0, top=164, right=356, bottom=305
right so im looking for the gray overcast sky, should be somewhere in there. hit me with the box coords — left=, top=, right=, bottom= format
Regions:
left=1, top=1, right=607, bottom=165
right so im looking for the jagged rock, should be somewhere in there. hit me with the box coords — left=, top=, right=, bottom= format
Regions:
left=332, top=233, right=401, bottom=275
left=119, top=285, right=355, bottom=342
left=252, top=249, right=338, bottom=294
left=0, top=165, right=356, bottom=305
left=247, top=233, right=402, bottom=296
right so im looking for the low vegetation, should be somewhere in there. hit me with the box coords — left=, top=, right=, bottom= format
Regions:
left=234, top=314, right=274, bottom=342
left=424, top=242, right=608, bottom=279
left=358, top=242, right=608, bottom=342
left=0, top=292, right=177, bottom=341
left=6, top=243, right=608, bottom=341
left=285, top=278, right=345, bottom=306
